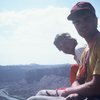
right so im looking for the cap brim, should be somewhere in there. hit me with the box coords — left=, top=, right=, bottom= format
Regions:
left=67, top=12, right=76, bottom=20
left=67, top=9, right=92, bottom=20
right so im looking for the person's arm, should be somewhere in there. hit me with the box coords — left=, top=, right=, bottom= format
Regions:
left=61, top=79, right=80, bottom=97
left=71, top=79, right=80, bottom=87
left=62, top=75, right=100, bottom=97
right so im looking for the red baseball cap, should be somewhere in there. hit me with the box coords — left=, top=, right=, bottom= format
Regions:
left=67, top=2, right=95, bottom=20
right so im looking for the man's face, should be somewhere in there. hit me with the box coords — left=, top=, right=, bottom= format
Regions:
left=72, top=13, right=97, bottom=38
left=56, top=38, right=75, bottom=54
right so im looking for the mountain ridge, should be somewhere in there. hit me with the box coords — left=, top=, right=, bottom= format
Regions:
left=0, top=63, right=71, bottom=99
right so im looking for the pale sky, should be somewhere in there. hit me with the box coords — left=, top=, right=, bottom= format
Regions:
left=0, top=0, right=100, bottom=65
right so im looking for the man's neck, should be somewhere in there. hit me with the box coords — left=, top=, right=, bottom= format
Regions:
left=85, top=29, right=98, bottom=47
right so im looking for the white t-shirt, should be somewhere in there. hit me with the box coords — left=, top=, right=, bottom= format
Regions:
left=74, top=44, right=86, bottom=64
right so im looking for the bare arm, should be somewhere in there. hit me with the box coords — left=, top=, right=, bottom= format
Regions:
left=71, top=80, right=80, bottom=87
left=64, top=75, right=100, bottom=96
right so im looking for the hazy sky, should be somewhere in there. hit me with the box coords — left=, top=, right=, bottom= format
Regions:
left=0, top=0, right=100, bottom=65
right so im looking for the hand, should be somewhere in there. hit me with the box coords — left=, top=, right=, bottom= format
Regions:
left=66, top=93, right=79, bottom=100
left=46, top=89, right=59, bottom=96
left=61, top=90, right=68, bottom=97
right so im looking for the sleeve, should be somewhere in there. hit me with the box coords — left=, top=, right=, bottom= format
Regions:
left=75, top=44, right=86, bottom=64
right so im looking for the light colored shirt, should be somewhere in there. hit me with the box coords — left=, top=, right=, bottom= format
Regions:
left=74, top=44, right=86, bottom=64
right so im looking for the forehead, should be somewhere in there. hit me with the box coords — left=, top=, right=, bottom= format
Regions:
left=72, top=11, right=94, bottom=21
left=73, top=15, right=95, bottom=25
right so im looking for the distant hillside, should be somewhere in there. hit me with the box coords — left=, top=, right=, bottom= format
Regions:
left=0, top=63, right=71, bottom=99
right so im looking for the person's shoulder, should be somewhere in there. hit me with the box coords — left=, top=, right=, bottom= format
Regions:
left=75, top=44, right=87, bottom=51
left=74, top=44, right=87, bottom=64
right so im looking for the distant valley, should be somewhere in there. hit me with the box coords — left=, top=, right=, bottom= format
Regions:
left=0, top=63, right=71, bottom=99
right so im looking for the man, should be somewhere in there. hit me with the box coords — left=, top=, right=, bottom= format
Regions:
left=27, top=2, right=100, bottom=100
left=61, top=1, right=100, bottom=100
left=54, top=33, right=86, bottom=84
